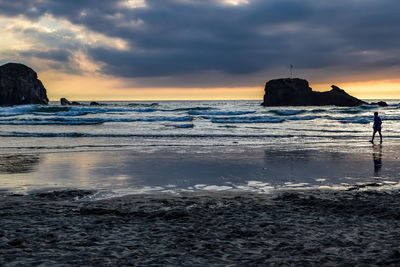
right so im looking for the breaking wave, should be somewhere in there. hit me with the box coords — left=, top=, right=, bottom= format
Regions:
left=269, top=110, right=306, bottom=116
left=207, top=115, right=316, bottom=124
left=128, top=103, right=159, bottom=107
left=166, top=107, right=214, bottom=112
left=188, top=110, right=255, bottom=116
left=0, top=105, right=36, bottom=117
left=0, top=116, right=193, bottom=125
left=0, top=105, right=158, bottom=117
left=209, top=116, right=285, bottom=124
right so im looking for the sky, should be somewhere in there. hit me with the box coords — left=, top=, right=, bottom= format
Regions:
left=0, top=0, right=399, bottom=100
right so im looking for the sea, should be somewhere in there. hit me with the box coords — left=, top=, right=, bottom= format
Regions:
left=2, top=100, right=400, bottom=266
left=0, top=100, right=400, bottom=196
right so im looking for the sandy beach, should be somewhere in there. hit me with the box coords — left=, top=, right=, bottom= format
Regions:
left=2, top=188, right=400, bottom=266
left=0, top=142, right=400, bottom=265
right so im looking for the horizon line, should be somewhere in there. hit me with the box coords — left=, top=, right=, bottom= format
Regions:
left=47, top=98, right=400, bottom=102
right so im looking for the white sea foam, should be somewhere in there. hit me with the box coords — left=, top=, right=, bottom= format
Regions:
left=269, top=109, right=306, bottom=116
left=0, top=115, right=194, bottom=125
left=188, top=110, right=255, bottom=116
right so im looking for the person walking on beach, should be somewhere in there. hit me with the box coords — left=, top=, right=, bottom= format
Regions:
left=370, top=112, right=382, bottom=143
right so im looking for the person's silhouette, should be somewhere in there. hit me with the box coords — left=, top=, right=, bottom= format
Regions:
left=370, top=112, right=382, bottom=143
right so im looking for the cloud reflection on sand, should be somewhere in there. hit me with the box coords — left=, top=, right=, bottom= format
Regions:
left=1, top=145, right=400, bottom=195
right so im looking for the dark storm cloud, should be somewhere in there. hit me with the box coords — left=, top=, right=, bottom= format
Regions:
left=1, top=0, right=400, bottom=85
left=20, top=49, right=72, bottom=62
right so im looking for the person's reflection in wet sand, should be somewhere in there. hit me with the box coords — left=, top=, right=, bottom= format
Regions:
left=372, top=144, right=382, bottom=177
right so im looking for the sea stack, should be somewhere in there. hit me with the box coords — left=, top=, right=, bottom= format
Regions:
left=60, top=98, right=81, bottom=106
left=261, top=78, right=366, bottom=107
left=0, top=63, right=49, bottom=106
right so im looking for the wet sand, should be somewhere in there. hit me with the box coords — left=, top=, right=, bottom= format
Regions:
left=1, top=143, right=400, bottom=193
left=2, top=188, right=400, bottom=266
left=1, top=143, right=400, bottom=265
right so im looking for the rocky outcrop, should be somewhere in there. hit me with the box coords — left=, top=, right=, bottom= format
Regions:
left=261, top=78, right=367, bottom=107
left=370, top=101, right=388, bottom=107
left=60, top=98, right=81, bottom=106
left=0, top=63, right=48, bottom=106
left=60, top=98, right=70, bottom=106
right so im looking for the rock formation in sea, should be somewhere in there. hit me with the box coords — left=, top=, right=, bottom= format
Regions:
left=60, top=98, right=81, bottom=106
left=0, top=63, right=49, bottom=106
left=370, top=101, right=388, bottom=107
left=60, top=98, right=70, bottom=106
left=261, top=78, right=367, bottom=106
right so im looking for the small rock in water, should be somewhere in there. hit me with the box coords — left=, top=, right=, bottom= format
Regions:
left=60, top=98, right=81, bottom=105
left=60, top=98, right=70, bottom=106
left=370, top=101, right=388, bottom=107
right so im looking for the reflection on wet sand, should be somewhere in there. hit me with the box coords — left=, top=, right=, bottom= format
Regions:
left=263, top=149, right=349, bottom=181
left=372, top=144, right=382, bottom=177
left=0, top=147, right=400, bottom=192
left=0, top=154, right=41, bottom=174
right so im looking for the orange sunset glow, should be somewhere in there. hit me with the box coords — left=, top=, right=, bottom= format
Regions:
left=42, top=70, right=400, bottom=101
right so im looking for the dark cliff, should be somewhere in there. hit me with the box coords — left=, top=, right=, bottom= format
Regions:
left=261, top=78, right=366, bottom=107
left=0, top=63, right=49, bottom=106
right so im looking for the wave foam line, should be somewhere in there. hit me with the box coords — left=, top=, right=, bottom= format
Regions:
left=0, top=116, right=193, bottom=125
left=207, top=115, right=316, bottom=124
left=188, top=110, right=255, bottom=116
left=2, top=131, right=395, bottom=139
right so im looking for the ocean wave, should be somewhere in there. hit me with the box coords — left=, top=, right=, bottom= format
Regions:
left=0, top=116, right=193, bottom=125
left=206, top=115, right=316, bottom=124
left=42, top=107, right=157, bottom=116
left=285, top=128, right=364, bottom=133
left=0, top=105, right=158, bottom=117
left=269, top=110, right=305, bottom=116
left=128, top=103, right=159, bottom=107
left=338, top=109, right=367, bottom=114
left=166, top=107, right=213, bottom=112
left=171, top=124, right=194, bottom=128
left=360, top=104, right=379, bottom=109
left=310, top=109, right=328, bottom=113
left=382, top=115, right=400, bottom=121
left=3, top=131, right=398, bottom=140
left=334, top=117, right=371, bottom=124
left=325, top=114, right=400, bottom=124
left=33, top=106, right=71, bottom=113
left=286, top=115, right=317, bottom=121
left=0, top=105, right=36, bottom=117
left=338, top=119, right=370, bottom=124
left=188, top=110, right=255, bottom=116
left=0, top=131, right=354, bottom=138
left=337, top=106, right=379, bottom=114
left=209, top=116, right=285, bottom=124
left=139, top=116, right=193, bottom=122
